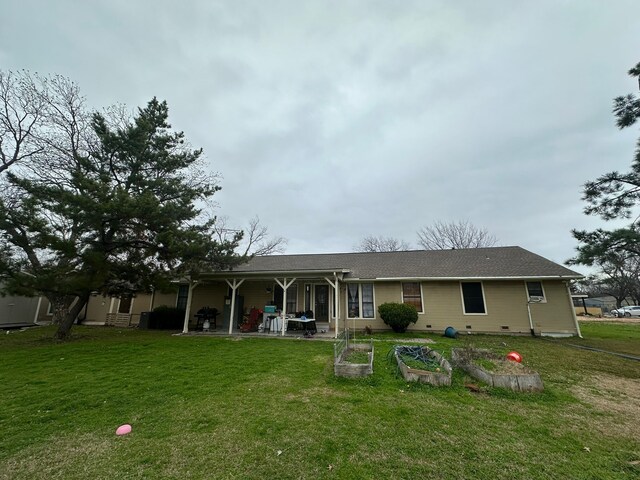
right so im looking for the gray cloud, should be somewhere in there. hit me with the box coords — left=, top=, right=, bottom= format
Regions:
left=2, top=0, right=640, bottom=268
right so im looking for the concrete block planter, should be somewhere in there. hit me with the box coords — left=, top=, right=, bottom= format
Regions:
left=451, top=347, right=544, bottom=392
left=334, top=342, right=374, bottom=378
left=394, top=346, right=452, bottom=386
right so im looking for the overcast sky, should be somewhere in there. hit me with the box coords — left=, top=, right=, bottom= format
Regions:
left=2, top=1, right=639, bottom=269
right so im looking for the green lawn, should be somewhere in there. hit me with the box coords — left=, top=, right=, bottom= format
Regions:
left=1, top=323, right=639, bottom=479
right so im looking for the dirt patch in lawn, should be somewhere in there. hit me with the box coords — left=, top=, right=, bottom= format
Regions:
left=285, top=386, right=348, bottom=403
left=578, top=315, right=640, bottom=324
left=572, top=374, right=640, bottom=439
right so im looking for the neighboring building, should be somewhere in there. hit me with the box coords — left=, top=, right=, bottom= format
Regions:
left=0, top=290, right=40, bottom=328
left=169, top=246, right=583, bottom=337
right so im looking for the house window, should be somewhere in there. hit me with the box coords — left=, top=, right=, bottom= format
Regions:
left=526, top=281, right=546, bottom=302
left=176, top=285, right=189, bottom=311
left=347, top=283, right=375, bottom=319
left=402, top=282, right=423, bottom=312
left=274, top=284, right=298, bottom=313
left=304, top=284, right=311, bottom=311
left=286, top=285, right=298, bottom=314
left=461, top=282, right=486, bottom=314
left=118, top=295, right=133, bottom=314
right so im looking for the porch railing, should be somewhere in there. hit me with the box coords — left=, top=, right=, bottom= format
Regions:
left=105, top=313, right=141, bottom=327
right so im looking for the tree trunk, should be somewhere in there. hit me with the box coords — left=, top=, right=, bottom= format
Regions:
left=54, top=293, right=90, bottom=340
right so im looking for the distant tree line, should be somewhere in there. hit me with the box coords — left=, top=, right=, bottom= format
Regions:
left=355, top=220, right=498, bottom=252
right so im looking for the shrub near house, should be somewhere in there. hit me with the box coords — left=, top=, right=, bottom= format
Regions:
left=378, top=302, right=418, bottom=333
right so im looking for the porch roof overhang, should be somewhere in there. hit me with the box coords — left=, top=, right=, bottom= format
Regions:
left=193, top=269, right=349, bottom=282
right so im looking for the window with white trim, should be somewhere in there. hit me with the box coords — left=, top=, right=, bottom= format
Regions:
left=176, top=285, right=189, bottom=311
left=461, top=282, right=486, bottom=314
left=402, top=282, right=423, bottom=312
left=526, top=281, right=546, bottom=302
left=347, top=283, right=375, bottom=318
left=274, top=284, right=298, bottom=314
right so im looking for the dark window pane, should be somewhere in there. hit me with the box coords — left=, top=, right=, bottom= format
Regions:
left=526, top=281, right=544, bottom=298
left=274, top=285, right=283, bottom=310
left=347, top=284, right=360, bottom=318
left=118, top=295, right=132, bottom=314
left=176, top=285, right=189, bottom=311
left=286, top=285, right=298, bottom=314
left=304, top=284, right=311, bottom=311
left=362, top=284, right=374, bottom=318
left=402, top=282, right=422, bottom=311
left=461, top=282, right=485, bottom=314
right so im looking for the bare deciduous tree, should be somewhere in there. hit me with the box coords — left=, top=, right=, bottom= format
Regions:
left=417, top=220, right=498, bottom=250
left=214, top=215, right=287, bottom=256
left=355, top=235, right=411, bottom=252
left=0, top=71, right=90, bottom=178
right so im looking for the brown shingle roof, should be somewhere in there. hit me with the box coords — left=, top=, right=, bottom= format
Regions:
left=225, top=246, right=581, bottom=280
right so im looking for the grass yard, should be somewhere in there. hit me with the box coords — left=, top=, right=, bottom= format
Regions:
left=1, top=323, right=639, bottom=479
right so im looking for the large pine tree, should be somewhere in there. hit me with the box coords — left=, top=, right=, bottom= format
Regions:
left=571, top=62, right=640, bottom=265
left=0, top=98, right=244, bottom=339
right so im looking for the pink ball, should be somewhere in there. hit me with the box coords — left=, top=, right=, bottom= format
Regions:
left=506, top=351, right=522, bottom=363
left=116, top=424, right=132, bottom=436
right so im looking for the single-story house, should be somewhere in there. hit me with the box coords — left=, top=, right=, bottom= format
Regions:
left=28, top=246, right=583, bottom=337
left=171, top=246, right=583, bottom=337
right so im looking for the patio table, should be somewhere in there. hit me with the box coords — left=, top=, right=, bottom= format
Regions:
left=284, top=317, right=317, bottom=333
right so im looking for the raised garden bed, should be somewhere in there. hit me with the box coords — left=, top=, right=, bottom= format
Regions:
left=451, top=347, right=544, bottom=392
left=394, top=345, right=452, bottom=386
left=334, top=341, right=374, bottom=378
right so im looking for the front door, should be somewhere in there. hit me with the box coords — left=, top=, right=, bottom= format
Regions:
left=314, top=285, right=329, bottom=322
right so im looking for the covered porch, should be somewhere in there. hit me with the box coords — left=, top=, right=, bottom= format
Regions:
left=180, top=269, right=348, bottom=338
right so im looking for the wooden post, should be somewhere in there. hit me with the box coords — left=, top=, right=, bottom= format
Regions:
left=182, top=280, right=200, bottom=334
left=225, top=279, right=245, bottom=335
left=33, top=296, right=42, bottom=324
left=149, top=287, right=155, bottom=311
left=325, top=275, right=340, bottom=339
left=274, top=277, right=296, bottom=336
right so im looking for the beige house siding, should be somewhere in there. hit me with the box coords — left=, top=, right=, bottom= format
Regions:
left=189, top=283, right=227, bottom=322
left=65, top=277, right=577, bottom=335
left=84, top=294, right=110, bottom=323
left=528, top=281, right=577, bottom=334
left=337, top=279, right=577, bottom=335
left=151, top=291, right=179, bottom=310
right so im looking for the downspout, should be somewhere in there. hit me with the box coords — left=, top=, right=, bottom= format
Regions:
left=334, top=273, right=340, bottom=339
left=526, top=301, right=535, bottom=336
left=565, top=281, right=583, bottom=338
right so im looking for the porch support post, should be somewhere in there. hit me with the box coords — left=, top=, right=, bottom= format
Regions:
left=324, top=274, right=340, bottom=339
left=225, top=278, right=245, bottom=334
left=149, top=287, right=155, bottom=311
left=274, top=277, right=296, bottom=336
left=33, top=296, right=43, bottom=324
left=182, top=280, right=200, bottom=334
